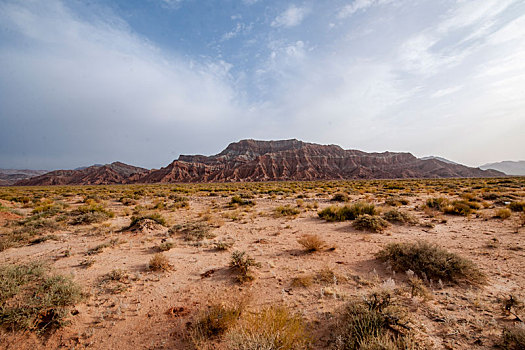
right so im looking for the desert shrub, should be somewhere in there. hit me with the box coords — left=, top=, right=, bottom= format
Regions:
left=494, top=208, right=512, bottom=219
left=376, top=241, right=484, bottom=284
left=148, top=253, right=171, bottom=271
left=189, top=302, right=243, bottom=344
left=226, top=306, right=310, bottom=350
left=331, top=193, right=349, bottom=202
left=230, top=251, right=260, bottom=283
left=318, top=202, right=376, bottom=222
left=171, top=221, right=215, bottom=241
left=229, top=196, right=255, bottom=207
left=0, top=262, right=83, bottom=332
left=213, top=240, right=234, bottom=251
left=442, top=200, right=476, bottom=216
left=501, top=325, right=525, bottom=350
left=353, top=214, right=389, bottom=232
left=508, top=201, right=525, bottom=212
left=331, top=291, right=419, bottom=350
left=383, top=209, right=416, bottom=224
left=70, top=203, right=114, bottom=225
left=129, top=213, right=166, bottom=227
left=297, top=234, right=326, bottom=252
left=291, top=275, right=314, bottom=288
left=425, top=197, right=449, bottom=211
left=157, top=241, right=174, bottom=251
left=385, top=196, right=409, bottom=206
left=273, top=205, right=300, bottom=217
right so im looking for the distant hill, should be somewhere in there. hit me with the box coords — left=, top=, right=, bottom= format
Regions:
left=0, top=169, right=48, bottom=186
left=134, top=139, right=504, bottom=183
left=15, top=162, right=148, bottom=186
left=419, top=156, right=459, bottom=165
left=480, top=160, right=525, bottom=176
left=14, top=140, right=505, bottom=186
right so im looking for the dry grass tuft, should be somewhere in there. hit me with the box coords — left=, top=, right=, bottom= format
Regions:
left=226, top=306, right=310, bottom=350
left=297, top=234, right=326, bottom=252
left=353, top=214, right=390, bottom=232
left=148, top=253, right=171, bottom=271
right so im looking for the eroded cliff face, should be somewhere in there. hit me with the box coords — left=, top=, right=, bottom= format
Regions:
left=134, top=139, right=503, bottom=183
left=16, top=139, right=504, bottom=185
left=15, top=162, right=148, bottom=186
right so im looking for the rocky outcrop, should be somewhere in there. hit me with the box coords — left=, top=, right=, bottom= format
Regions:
left=135, top=139, right=504, bottom=183
left=15, top=139, right=504, bottom=185
left=15, top=162, right=148, bottom=186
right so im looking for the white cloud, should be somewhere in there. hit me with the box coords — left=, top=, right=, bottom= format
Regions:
left=271, top=5, right=309, bottom=28
left=337, top=0, right=392, bottom=19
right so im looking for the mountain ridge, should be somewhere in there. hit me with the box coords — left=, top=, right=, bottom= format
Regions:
left=14, top=139, right=505, bottom=186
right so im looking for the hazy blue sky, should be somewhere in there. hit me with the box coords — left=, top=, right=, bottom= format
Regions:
left=1, top=0, right=524, bottom=169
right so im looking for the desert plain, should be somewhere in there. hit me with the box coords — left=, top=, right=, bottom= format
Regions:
left=1, top=178, right=524, bottom=349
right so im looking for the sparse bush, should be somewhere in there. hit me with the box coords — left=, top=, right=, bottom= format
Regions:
left=230, top=251, right=260, bottom=283
left=353, top=214, right=389, bottom=232
left=383, top=209, right=416, bottom=224
left=332, top=291, right=419, bottom=350
left=297, top=234, right=326, bottom=252
left=385, top=196, right=409, bottom=206
left=494, top=208, right=512, bottom=219
left=189, top=302, right=243, bottom=343
left=229, top=196, right=255, bottom=207
left=214, top=240, right=234, bottom=251
left=318, top=202, right=376, bottom=222
left=157, top=241, right=174, bottom=251
left=0, top=262, right=83, bottom=332
left=129, top=213, right=167, bottom=227
left=331, top=193, right=349, bottom=202
left=442, top=200, right=474, bottom=216
left=148, top=253, right=171, bottom=271
left=509, top=201, right=525, bottom=212
left=171, top=221, right=215, bottom=241
left=291, top=275, right=314, bottom=288
left=376, top=241, right=484, bottom=284
left=273, top=205, right=300, bottom=217
left=425, top=197, right=449, bottom=211
left=226, top=306, right=310, bottom=350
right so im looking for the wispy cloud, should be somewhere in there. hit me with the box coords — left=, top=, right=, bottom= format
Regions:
left=337, top=0, right=392, bottom=19
left=271, top=5, right=309, bottom=28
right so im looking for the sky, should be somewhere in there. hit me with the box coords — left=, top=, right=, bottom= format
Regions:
left=0, top=0, right=524, bottom=170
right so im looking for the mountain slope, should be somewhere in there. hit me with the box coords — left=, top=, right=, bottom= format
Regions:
left=134, top=139, right=503, bottom=183
left=480, top=160, right=525, bottom=176
left=0, top=169, right=48, bottom=186
left=15, top=162, right=148, bottom=186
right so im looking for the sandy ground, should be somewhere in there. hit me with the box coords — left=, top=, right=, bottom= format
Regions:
left=0, top=185, right=524, bottom=349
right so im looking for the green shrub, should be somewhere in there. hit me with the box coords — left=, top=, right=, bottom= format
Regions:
left=318, top=202, right=376, bottom=222
left=353, top=214, right=389, bottom=232
left=229, top=196, right=255, bottom=207
left=0, top=262, right=83, bottom=332
left=376, top=241, right=484, bottom=284
left=230, top=251, right=260, bottom=283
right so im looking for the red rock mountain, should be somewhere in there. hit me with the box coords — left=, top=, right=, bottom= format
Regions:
left=15, top=140, right=504, bottom=185
left=15, top=162, right=148, bottom=186
left=133, top=139, right=503, bottom=183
